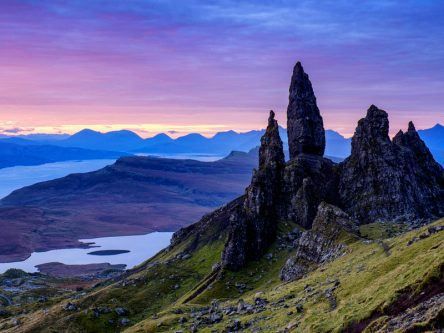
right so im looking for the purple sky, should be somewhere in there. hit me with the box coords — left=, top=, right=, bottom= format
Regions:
left=0, top=0, right=443, bottom=137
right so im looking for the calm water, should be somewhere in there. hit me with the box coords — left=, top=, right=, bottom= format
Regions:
left=0, top=159, right=116, bottom=199
left=0, top=155, right=212, bottom=273
left=0, top=232, right=173, bottom=273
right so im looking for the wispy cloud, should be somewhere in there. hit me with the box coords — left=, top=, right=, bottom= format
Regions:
left=0, top=0, right=443, bottom=136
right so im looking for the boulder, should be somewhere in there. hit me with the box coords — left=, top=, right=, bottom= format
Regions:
left=280, top=202, right=355, bottom=281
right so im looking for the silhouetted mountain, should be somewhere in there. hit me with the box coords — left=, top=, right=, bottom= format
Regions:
left=0, top=141, right=129, bottom=169
left=142, top=133, right=174, bottom=148
left=0, top=137, right=41, bottom=145
left=58, top=129, right=145, bottom=151
left=418, top=123, right=444, bottom=164
left=135, top=127, right=350, bottom=159
left=325, top=130, right=351, bottom=157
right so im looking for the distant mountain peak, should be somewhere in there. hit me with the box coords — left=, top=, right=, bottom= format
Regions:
left=213, top=130, right=237, bottom=136
left=179, top=133, right=207, bottom=139
left=74, top=128, right=100, bottom=135
left=151, top=133, right=172, bottom=140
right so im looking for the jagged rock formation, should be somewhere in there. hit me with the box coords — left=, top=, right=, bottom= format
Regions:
left=280, top=202, right=357, bottom=282
left=173, top=61, right=443, bottom=274
left=339, top=106, right=444, bottom=224
left=222, top=111, right=285, bottom=270
left=287, top=61, right=325, bottom=158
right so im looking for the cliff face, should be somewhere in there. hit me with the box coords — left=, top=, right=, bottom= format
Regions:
left=174, top=61, right=444, bottom=273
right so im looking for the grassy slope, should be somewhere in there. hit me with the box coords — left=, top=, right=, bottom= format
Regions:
left=126, top=219, right=444, bottom=333
left=3, top=219, right=443, bottom=332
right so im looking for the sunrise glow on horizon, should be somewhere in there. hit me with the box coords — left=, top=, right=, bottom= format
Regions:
left=1, top=1, right=443, bottom=138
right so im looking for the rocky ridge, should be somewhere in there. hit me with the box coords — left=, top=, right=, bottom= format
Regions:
left=173, top=61, right=444, bottom=278
left=339, top=106, right=444, bottom=224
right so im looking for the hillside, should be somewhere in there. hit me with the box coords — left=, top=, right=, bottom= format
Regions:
left=1, top=212, right=442, bottom=332
left=0, top=149, right=258, bottom=262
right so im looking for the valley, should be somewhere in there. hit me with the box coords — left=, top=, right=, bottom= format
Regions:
left=0, top=150, right=258, bottom=263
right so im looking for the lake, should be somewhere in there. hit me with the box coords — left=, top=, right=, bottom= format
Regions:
left=0, top=155, right=218, bottom=273
left=0, top=159, right=116, bottom=198
left=0, top=232, right=173, bottom=274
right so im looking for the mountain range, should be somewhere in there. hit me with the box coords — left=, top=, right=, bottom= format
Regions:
left=1, top=123, right=443, bottom=167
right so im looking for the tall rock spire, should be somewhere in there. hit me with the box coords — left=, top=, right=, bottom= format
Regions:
left=222, top=110, right=285, bottom=270
left=259, top=110, right=285, bottom=169
left=287, top=62, right=325, bottom=159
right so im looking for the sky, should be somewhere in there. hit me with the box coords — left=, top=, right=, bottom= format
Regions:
left=0, top=0, right=443, bottom=138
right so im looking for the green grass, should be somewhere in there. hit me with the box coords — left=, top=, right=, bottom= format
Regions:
left=5, top=219, right=443, bottom=333
left=359, top=221, right=406, bottom=240
left=125, top=219, right=444, bottom=333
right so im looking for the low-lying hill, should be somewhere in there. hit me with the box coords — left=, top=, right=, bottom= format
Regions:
left=0, top=141, right=128, bottom=169
left=0, top=149, right=258, bottom=262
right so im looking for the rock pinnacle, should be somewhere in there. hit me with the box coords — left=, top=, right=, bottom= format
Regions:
left=287, top=62, right=325, bottom=158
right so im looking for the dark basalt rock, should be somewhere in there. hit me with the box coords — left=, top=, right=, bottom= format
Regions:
left=339, top=105, right=444, bottom=224
left=287, top=62, right=325, bottom=159
left=280, top=202, right=356, bottom=282
left=281, top=154, right=338, bottom=229
left=222, top=111, right=285, bottom=270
